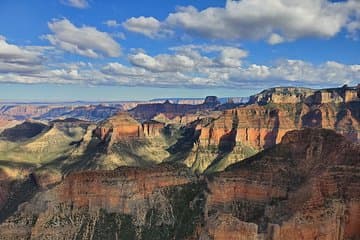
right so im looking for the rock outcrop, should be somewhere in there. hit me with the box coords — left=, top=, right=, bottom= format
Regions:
left=0, top=104, right=123, bottom=122
left=187, top=86, right=360, bottom=172
left=249, top=85, right=360, bottom=105
left=129, top=96, right=221, bottom=121
left=94, top=112, right=143, bottom=141
left=0, top=164, right=203, bottom=240
left=0, top=129, right=359, bottom=240
left=94, top=112, right=166, bottom=142
left=0, top=121, right=49, bottom=142
left=201, top=128, right=360, bottom=240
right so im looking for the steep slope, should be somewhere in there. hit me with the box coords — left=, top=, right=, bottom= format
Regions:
left=0, top=129, right=358, bottom=240
left=187, top=86, right=360, bottom=172
left=0, top=164, right=204, bottom=240
left=201, top=128, right=360, bottom=240
left=0, top=118, right=21, bottom=133
left=0, top=121, right=49, bottom=142
left=82, top=112, right=173, bottom=169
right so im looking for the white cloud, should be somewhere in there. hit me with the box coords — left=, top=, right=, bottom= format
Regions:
left=0, top=37, right=44, bottom=73
left=227, top=59, right=360, bottom=87
left=267, top=33, right=285, bottom=45
left=170, top=44, right=248, bottom=67
left=128, top=52, right=195, bottom=72
left=122, top=16, right=172, bottom=38
left=123, top=0, right=360, bottom=43
left=104, top=20, right=121, bottom=27
left=0, top=39, right=358, bottom=89
left=60, top=0, right=89, bottom=9
left=44, top=19, right=121, bottom=58
left=101, top=62, right=146, bottom=76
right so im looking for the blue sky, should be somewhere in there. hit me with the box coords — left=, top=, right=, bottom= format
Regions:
left=0, top=0, right=359, bottom=101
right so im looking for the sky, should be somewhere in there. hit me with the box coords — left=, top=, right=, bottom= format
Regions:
left=0, top=0, right=359, bottom=101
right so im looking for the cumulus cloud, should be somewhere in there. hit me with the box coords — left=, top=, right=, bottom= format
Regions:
left=104, top=20, right=121, bottom=27
left=44, top=19, right=121, bottom=58
left=101, top=62, right=146, bottom=76
left=60, top=0, right=89, bottom=9
left=0, top=37, right=44, bottom=73
left=1, top=40, right=358, bottom=89
left=170, top=44, right=248, bottom=67
left=122, top=16, right=172, bottom=38
left=101, top=46, right=359, bottom=88
left=128, top=52, right=196, bottom=72
left=123, top=0, right=360, bottom=43
left=267, top=33, right=285, bottom=45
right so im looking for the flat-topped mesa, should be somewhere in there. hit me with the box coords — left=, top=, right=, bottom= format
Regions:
left=203, top=96, right=220, bottom=105
left=94, top=112, right=142, bottom=141
left=249, top=86, right=360, bottom=105
left=129, top=96, right=220, bottom=121
left=312, top=85, right=360, bottom=104
left=249, top=87, right=314, bottom=105
left=94, top=112, right=165, bottom=141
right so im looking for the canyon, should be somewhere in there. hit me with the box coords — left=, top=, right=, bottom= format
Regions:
left=0, top=85, right=359, bottom=239
left=0, top=128, right=358, bottom=239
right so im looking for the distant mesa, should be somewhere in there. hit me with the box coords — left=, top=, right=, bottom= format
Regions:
left=203, top=96, right=220, bottom=105
left=129, top=95, right=222, bottom=121
left=249, top=85, right=360, bottom=105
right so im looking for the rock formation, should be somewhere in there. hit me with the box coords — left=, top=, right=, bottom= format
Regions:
left=186, top=86, right=360, bottom=172
left=0, top=121, right=49, bottom=142
left=94, top=112, right=166, bottom=142
left=129, top=96, right=221, bottom=121
left=0, top=164, right=203, bottom=240
left=202, top=128, right=360, bottom=240
left=0, top=104, right=124, bottom=122
left=0, top=129, right=358, bottom=240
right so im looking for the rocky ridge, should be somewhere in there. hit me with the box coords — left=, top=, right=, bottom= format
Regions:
left=0, top=128, right=358, bottom=239
left=184, top=86, right=360, bottom=172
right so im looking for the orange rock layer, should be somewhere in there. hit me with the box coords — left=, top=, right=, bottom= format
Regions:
left=203, top=129, right=360, bottom=240
left=58, top=164, right=194, bottom=213
left=94, top=112, right=165, bottom=141
left=198, top=102, right=360, bottom=151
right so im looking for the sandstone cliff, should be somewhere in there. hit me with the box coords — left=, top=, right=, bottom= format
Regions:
left=187, top=86, right=360, bottom=172
left=201, top=128, right=360, bottom=240
left=0, top=129, right=358, bottom=240
left=0, top=164, right=204, bottom=240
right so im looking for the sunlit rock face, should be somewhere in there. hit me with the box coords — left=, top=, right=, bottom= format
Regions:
left=202, top=128, right=360, bottom=240
left=94, top=112, right=166, bottom=142
left=186, top=86, right=359, bottom=173
left=0, top=129, right=358, bottom=240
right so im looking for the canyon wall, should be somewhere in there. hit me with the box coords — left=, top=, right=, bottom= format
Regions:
left=0, top=129, right=358, bottom=240
left=185, top=87, right=360, bottom=172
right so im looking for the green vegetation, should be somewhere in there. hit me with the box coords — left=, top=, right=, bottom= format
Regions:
left=92, top=210, right=136, bottom=240
left=0, top=125, right=85, bottom=165
left=142, top=183, right=205, bottom=240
